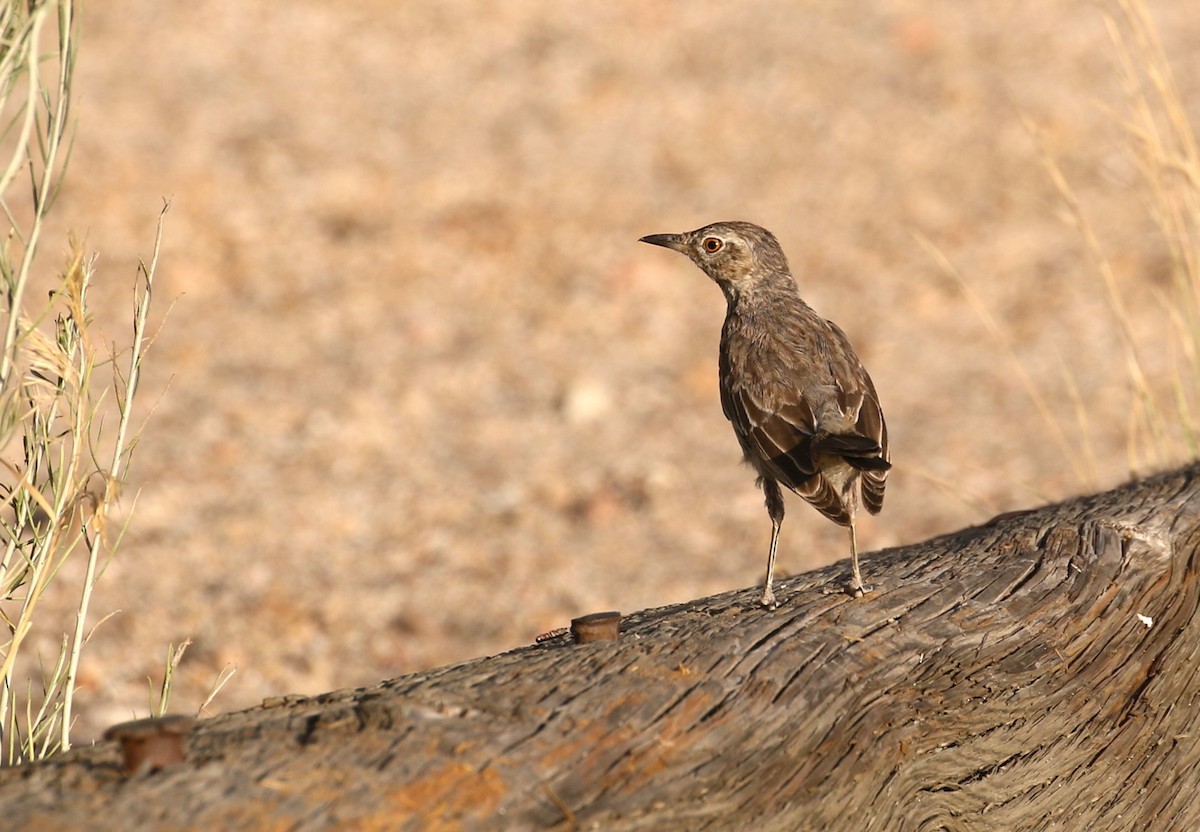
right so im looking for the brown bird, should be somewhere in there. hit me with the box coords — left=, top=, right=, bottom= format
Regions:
left=640, top=221, right=890, bottom=605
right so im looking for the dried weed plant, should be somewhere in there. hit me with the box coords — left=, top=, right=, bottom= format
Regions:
left=1100, top=0, right=1200, bottom=471
left=0, top=0, right=165, bottom=764
left=924, top=0, right=1200, bottom=503
left=1026, top=0, right=1200, bottom=479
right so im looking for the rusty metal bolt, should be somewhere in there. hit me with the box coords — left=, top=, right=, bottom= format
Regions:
left=571, top=611, right=621, bottom=643
left=103, top=714, right=195, bottom=775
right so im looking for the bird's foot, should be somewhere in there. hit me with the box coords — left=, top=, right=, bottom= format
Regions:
left=847, top=580, right=872, bottom=598
left=823, top=580, right=871, bottom=597
left=760, top=586, right=778, bottom=608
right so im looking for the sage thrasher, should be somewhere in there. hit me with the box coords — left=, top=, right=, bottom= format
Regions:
left=640, top=221, right=890, bottom=605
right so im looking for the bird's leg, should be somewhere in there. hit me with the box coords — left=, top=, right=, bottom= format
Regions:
left=761, top=478, right=785, bottom=608
left=847, top=519, right=869, bottom=597
left=763, top=517, right=782, bottom=607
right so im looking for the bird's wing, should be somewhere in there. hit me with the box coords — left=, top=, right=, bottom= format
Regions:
left=759, top=392, right=859, bottom=524
left=723, top=378, right=820, bottom=488
left=856, top=386, right=889, bottom=514
left=721, top=343, right=853, bottom=522
left=824, top=321, right=890, bottom=515
left=719, top=335, right=806, bottom=471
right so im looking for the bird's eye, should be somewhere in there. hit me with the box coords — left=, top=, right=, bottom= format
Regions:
left=702, top=237, right=723, bottom=253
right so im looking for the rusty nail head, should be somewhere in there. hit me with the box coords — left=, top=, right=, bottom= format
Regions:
left=571, top=611, right=621, bottom=643
left=103, top=714, right=196, bottom=775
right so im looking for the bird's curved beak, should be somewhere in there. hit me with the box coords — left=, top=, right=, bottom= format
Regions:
left=639, top=233, right=686, bottom=252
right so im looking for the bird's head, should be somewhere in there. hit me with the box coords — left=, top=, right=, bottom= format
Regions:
left=639, top=221, right=790, bottom=297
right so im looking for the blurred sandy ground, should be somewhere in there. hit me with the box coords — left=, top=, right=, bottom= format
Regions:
left=27, top=0, right=1200, bottom=739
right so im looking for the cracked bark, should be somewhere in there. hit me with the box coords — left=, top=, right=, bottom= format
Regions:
left=2, top=465, right=1199, bottom=831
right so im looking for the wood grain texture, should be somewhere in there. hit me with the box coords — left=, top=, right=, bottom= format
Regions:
left=3, top=465, right=1199, bottom=831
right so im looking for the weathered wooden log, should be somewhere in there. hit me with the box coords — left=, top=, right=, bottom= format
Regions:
left=2, top=465, right=1199, bottom=830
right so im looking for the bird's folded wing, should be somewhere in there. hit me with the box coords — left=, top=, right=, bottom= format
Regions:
left=825, top=321, right=890, bottom=514
left=855, top=387, right=889, bottom=513
left=722, top=372, right=889, bottom=521
left=722, top=380, right=818, bottom=487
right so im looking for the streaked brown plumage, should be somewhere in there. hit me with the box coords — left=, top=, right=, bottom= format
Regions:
left=640, top=221, right=890, bottom=605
